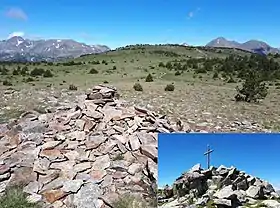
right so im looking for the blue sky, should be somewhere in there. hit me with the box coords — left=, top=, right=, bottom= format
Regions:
left=158, top=133, right=280, bottom=190
left=0, top=0, right=280, bottom=48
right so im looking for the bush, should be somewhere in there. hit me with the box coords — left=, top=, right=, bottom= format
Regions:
left=69, top=84, right=78, bottom=91
left=166, top=62, right=173, bottom=70
left=175, top=71, right=181, bottom=76
left=43, top=69, right=53, bottom=77
left=213, top=71, right=219, bottom=79
left=159, top=62, right=165, bottom=67
left=113, top=154, right=124, bottom=161
left=89, top=68, right=99, bottom=74
left=133, top=83, right=143, bottom=91
left=112, top=66, right=117, bottom=70
left=145, top=74, right=153, bottom=82
left=25, top=77, right=35, bottom=82
left=227, top=76, right=236, bottom=83
left=165, top=84, right=175, bottom=91
left=195, top=68, right=207, bottom=74
left=0, top=67, right=8, bottom=75
left=3, top=80, right=12, bottom=86
left=235, top=71, right=268, bottom=103
left=12, top=69, right=20, bottom=75
left=103, top=80, right=109, bottom=84
left=0, top=186, right=41, bottom=208
left=30, top=68, right=45, bottom=77
left=21, top=66, right=29, bottom=76
left=102, top=60, right=107, bottom=64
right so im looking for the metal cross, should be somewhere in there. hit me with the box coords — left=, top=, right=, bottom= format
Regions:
left=204, top=144, right=214, bottom=169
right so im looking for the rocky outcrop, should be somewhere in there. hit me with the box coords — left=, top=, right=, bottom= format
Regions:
left=0, top=85, right=188, bottom=208
left=159, top=164, right=280, bottom=208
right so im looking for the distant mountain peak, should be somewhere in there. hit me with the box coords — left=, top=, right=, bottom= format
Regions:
left=206, top=37, right=280, bottom=55
left=206, top=37, right=240, bottom=48
left=0, top=37, right=110, bottom=62
left=182, top=43, right=189, bottom=46
left=8, top=36, right=24, bottom=40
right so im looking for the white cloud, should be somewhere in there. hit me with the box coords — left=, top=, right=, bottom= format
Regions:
left=5, top=7, right=28, bottom=21
left=188, top=12, right=194, bottom=18
left=8, top=31, right=25, bottom=39
left=273, top=183, right=280, bottom=191
left=187, top=8, right=201, bottom=19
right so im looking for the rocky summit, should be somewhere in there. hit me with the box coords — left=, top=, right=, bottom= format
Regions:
left=0, top=85, right=188, bottom=208
left=159, top=164, right=280, bottom=208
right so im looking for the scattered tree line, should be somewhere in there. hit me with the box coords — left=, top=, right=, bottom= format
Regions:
left=0, top=65, right=53, bottom=78
left=159, top=54, right=280, bottom=82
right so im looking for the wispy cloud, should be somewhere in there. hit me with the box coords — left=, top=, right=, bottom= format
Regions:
left=273, top=183, right=280, bottom=191
left=5, top=7, right=28, bottom=21
left=8, top=31, right=25, bottom=39
left=188, top=7, right=201, bottom=19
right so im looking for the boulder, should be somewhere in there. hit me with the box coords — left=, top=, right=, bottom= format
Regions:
left=246, top=186, right=264, bottom=199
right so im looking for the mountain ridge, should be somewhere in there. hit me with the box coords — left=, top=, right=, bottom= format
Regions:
left=206, top=37, right=280, bottom=55
left=0, top=36, right=110, bottom=62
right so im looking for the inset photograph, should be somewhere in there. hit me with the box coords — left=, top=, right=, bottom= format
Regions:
left=158, top=134, right=280, bottom=208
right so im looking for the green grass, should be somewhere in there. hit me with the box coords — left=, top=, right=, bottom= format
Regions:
left=112, top=194, right=152, bottom=208
left=1, top=45, right=280, bottom=132
left=0, top=187, right=41, bottom=208
left=0, top=45, right=252, bottom=90
left=113, top=154, right=124, bottom=161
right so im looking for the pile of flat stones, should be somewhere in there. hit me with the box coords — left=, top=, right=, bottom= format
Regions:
left=159, top=164, right=280, bottom=208
left=0, top=85, right=188, bottom=208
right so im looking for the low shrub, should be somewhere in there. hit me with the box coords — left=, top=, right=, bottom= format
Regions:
left=133, top=83, right=143, bottom=91
left=30, top=68, right=45, bottom=77
left=43, top=69, right=53, bottom=77
left=145, top=74, right=153, bottom=82
left=3, top=80, right=12, bottom=86
left=112, top=194, right=149, bottom=208
left=89, top=68, right=99, bottom=74
left=165, top=84, right=175, bottom=91
left=69, top=84, right=78, bottom=91
left=0, top=186, right=41, bottom=208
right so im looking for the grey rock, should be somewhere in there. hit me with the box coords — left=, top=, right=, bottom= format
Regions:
left=262, top=200, right=280, bottom=208
left=214, top=185, right=235, bottom=199
left=0, top=170, right=10, bottom=181
left=213, top=198, right=232, bottom=207
left=189, top=163, right=201, bottom=172
left=128, top=163, right=142, bottom=175
left=74, top=162, right=92, bottom=173
left=26, top=193, right=43, bottom=203
left=246, top=186, right=264, bottom=199
left=40, top=177, right=66, bottom=192
left=129, top=135, right=141, bottom=151
left=73, top=183, right=102, bottom=208
left=23, top=181, right=41, bottom=194
left=62, top=180, right=84, bottom=193
left=140, top=145, right=157, bottom=160
left=92, top=155, right=110, bottom=170
left=42, top=141, right=61, bottom=150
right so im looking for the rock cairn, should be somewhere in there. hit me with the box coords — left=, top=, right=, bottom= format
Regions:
left=159, top=164, right=280, bottom=208
left=0, top=85, right=186, bottom=208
